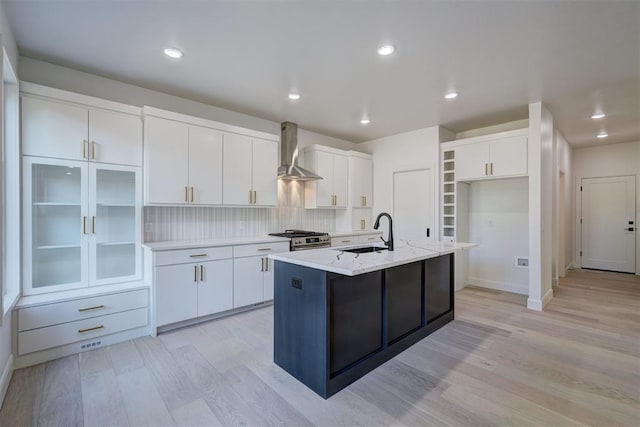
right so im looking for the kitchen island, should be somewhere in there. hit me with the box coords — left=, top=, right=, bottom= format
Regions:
left=269, top=239, right=475, bottom=398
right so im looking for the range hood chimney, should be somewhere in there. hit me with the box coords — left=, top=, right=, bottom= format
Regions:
left=278, top=122, right=322, bottom=181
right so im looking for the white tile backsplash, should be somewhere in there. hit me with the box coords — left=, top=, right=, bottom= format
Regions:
left=144, top=180, right=336, bottom=242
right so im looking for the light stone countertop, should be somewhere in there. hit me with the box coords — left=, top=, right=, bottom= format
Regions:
left=143, top=236, right=290, bottom=251
left=269, top=239, right=477, bottom=276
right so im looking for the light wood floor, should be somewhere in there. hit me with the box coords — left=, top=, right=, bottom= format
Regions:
left=1, top=269, right=639, bottom=426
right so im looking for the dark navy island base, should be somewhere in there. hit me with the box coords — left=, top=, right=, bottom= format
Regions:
left=273, top=253, right=454, bottom=398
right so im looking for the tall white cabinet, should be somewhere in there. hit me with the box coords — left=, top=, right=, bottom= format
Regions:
left=21, top=85, right=143, bottom=295
left=15, top=83, right=149, bottom=369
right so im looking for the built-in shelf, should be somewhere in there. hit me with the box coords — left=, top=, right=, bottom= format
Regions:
left=35, top=244, right=81, bottom=250
left=97, top=241, right=135, bottom=246
left=441, top=149, right=456, bottom=240
left=33, top=202, right=81, bottom=206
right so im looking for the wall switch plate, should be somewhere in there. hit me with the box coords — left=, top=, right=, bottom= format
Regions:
left=516, top=257, right=529, bottom=268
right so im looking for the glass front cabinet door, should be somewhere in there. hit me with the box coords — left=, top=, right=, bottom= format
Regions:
left=23, top=157, right=141, bottom=295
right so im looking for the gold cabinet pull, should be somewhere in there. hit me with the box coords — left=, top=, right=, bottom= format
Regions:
left=253, top=190, right=257, bottom=204
left=185, top=186, right=189, bottom=202
left=82, top=140, right=88, bottom=158
left=260, top=257, right=265, bottom=272
left=92, top=216, right=96, bottom=234
left=78, top=325, right=104, bottom=334
left=78, top=304, right=104, bottom=312
left=200, top=265, right=204, bottom=281
left=490, top=162, right=494, bottom=175
left=190, top=186, right=194, bottom=202
left=362, top=196, right=366, bottom=207
left=82, top=216, right=87, bottom=234
left=264, top=257, right=269, bottom=272
left=257, top=248, right=272, bottom=251
left=342, top=239, right=351, bottom=243
left=91, top=141, right=97, bottom=160
left=485, top=163, right=488, bottom=175
left=189, top=253, right=208, bottom=258
left=361, top=219, right=365, bottom=230
left=249, top=190, right=253, bottom=204
left=194, top=265, right=198, bottom=282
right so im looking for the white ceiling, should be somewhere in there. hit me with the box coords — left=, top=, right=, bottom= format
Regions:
left=4, top=1, right=639, bottom=147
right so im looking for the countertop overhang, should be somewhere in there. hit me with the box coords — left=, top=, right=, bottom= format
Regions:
left=269, top=240, right=476, bottom=276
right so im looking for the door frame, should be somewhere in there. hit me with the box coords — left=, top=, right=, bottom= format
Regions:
left=575, top=174, right=637, bottom=274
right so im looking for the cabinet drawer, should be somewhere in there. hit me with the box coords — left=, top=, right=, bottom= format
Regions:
left=358, top=233, right=382, bottom=244
left=331, top=236, right=357, bottom=247
left=154, top=246, right=233, bottom=266
left=18, top=307, right=148, bottom=355
left=18, top=289, right=148, bottom=332
left=233, top=242, right=289, bottom=258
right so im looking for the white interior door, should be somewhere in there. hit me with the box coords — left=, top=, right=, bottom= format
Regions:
left=581, top=176, right=636, bottom=273
left=393, top=169, right=434, bottom=241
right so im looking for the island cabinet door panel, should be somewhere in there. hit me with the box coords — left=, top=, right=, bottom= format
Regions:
left=233, top=256, right=264, bottom=308
left=155, top=264, right=198, bottom=326
left=197, top=259, right=233, bottom=317
left=425, top=254, right=453, bottom=323
left=328, top=271, right=383, bottom=376
left=386, top=262, right=424, bottom=344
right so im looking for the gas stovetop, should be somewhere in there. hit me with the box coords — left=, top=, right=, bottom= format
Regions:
left=269, top=229, right=329, bottom=238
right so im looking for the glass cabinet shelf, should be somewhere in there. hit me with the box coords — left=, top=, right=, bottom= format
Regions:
left=35, top=244, right=82, bottom=250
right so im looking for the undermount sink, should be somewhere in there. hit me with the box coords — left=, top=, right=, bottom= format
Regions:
left=340, top=246, right=389, bottom=254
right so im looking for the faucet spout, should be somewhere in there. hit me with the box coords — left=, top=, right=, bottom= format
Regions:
left=373, top=212, right=394, bottom=251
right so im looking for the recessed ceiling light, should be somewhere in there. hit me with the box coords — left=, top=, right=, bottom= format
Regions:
left=360, top=118, right=371, bottom=125
left=288, top=93, right=301, bottom=101
left=377, top=45, right=395, bottom=56
left=163, top=47, right=183, bottom=59
left=591, top=113, right=606, bottom=119
left=444, top=91, right=458, bottom=99
left=597, top=132, right=608, bottom=138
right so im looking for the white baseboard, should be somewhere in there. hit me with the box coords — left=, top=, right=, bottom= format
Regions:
left=542, top=287, right=554, bottom=307
left=0, top=354, right=14, bottom=411
left=467, top=277, right=528, bottom=295
left=527, top=288, right=554, bottom=311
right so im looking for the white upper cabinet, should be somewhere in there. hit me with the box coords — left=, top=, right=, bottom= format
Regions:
left=144, top=117, right=189, bottom=204
left=222, top=133, right=277, bottom=207
left=304, top=145, right=349, bottom=208
left=455, top=135, right=527, bottom=181
left=88, top=109, right=142, bottom=166
left=349, top=153, right=373, bottom=208
left=22, top=94, right=142, bottom=166
left=188, top=125, right=223, bottom=205
left=222, top=133, right=253, bottom=205
left=143, top=107, right=278, bottom=207
left=144, top=117, right=224, bottom=205
left=22, top=96, right=88, bottom=161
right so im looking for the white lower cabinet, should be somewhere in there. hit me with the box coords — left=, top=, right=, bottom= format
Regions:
left=150, top=240, right=288, bottom=330
left=154, top=247, right=234, bottom=327
left=16, top=287, right=149, bottom=357
left=233, top=242, right=288, bottom=308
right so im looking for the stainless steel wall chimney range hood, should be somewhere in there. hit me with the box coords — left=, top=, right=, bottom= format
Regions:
left=278, top=122, right=322, bottom=181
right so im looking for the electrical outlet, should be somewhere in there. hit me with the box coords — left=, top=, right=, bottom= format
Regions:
left=516, top=257, right=529, bottom=267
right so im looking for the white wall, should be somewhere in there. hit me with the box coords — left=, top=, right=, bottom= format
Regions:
left=467, top=178, right=529, bottom=294
left=359, top=126, right=442, bottom=239
left=0, top=0, right=18, bottom=407
left=573, top=140, right=640, bottom=275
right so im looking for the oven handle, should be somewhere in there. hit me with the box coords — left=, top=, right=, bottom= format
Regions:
left=291, top=244, right=331, bottom=251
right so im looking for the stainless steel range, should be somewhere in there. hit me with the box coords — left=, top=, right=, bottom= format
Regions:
left=269, top=229, right=331, bottom=251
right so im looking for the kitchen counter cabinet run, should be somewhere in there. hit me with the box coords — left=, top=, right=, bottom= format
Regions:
left=273, top=253, right=454, bottom=398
